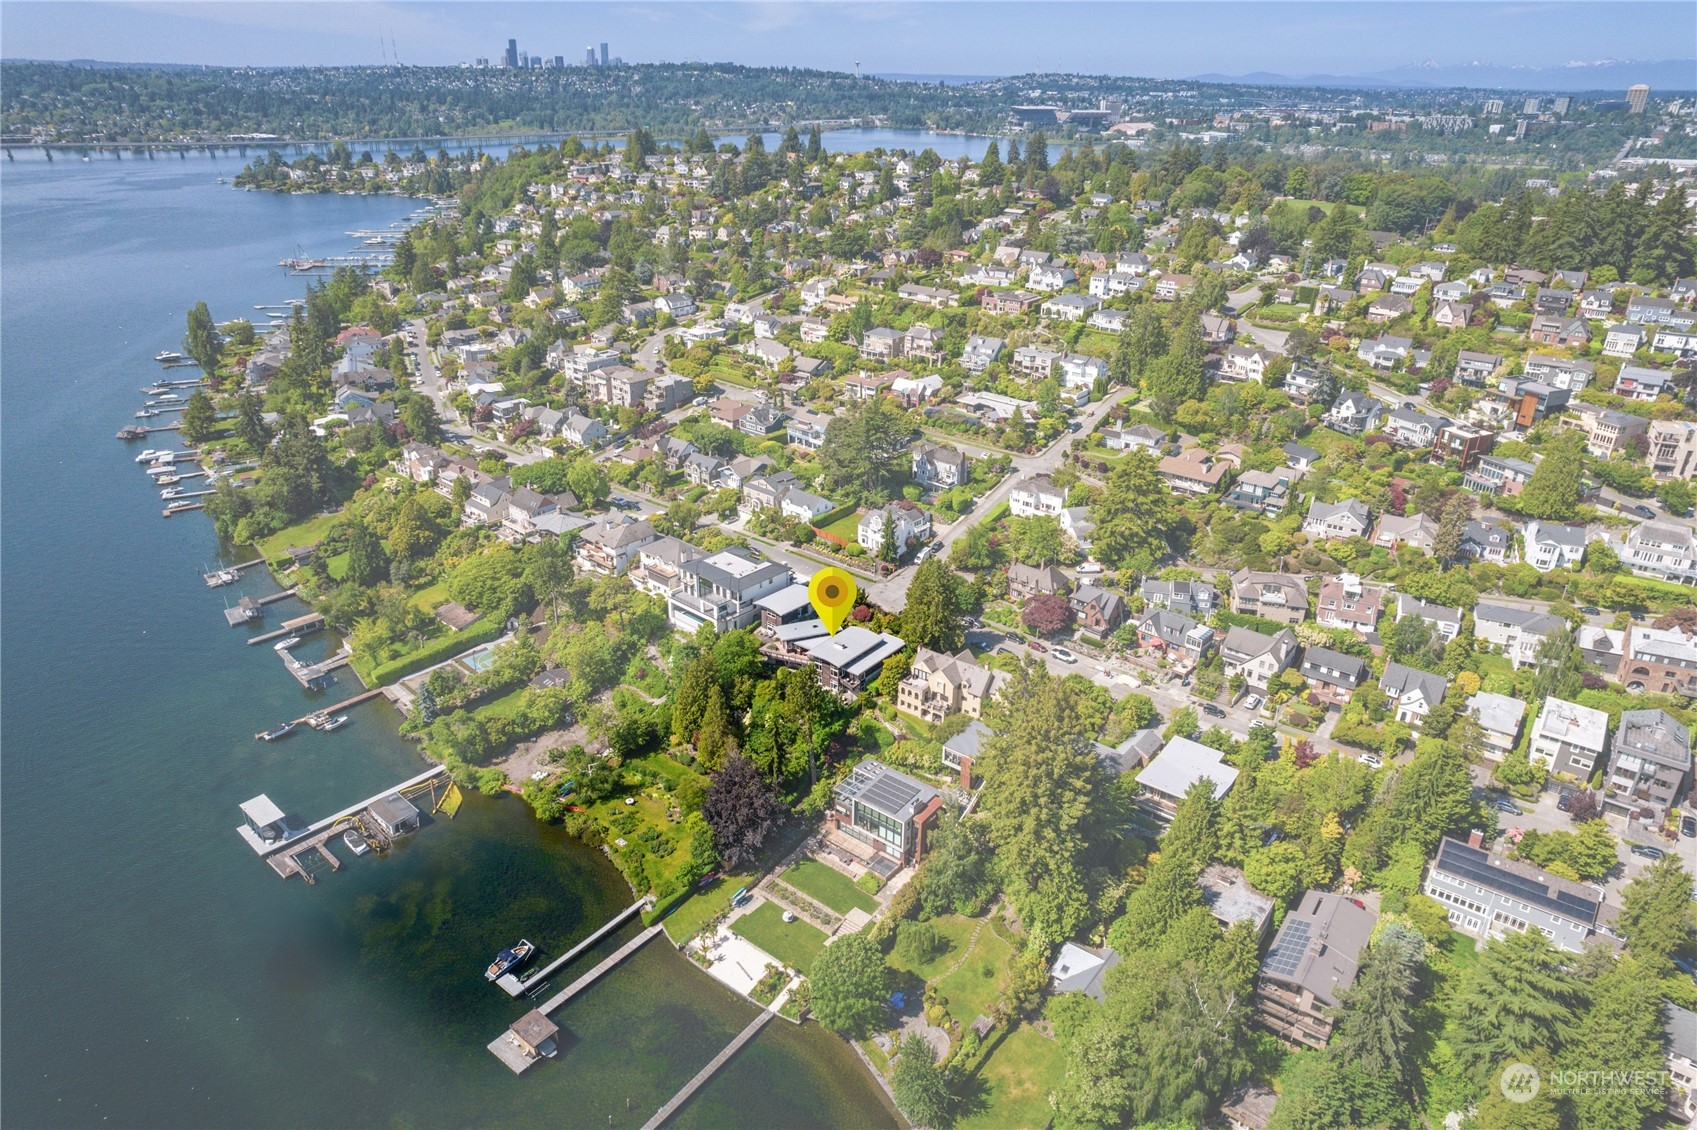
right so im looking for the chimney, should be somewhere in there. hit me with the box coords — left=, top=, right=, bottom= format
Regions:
left=1467, top=828, right=1484, bottom=848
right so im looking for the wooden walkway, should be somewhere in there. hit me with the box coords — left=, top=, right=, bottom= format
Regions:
left=640, top=1009, right=777, bottom=1130
left=497, top=899, right=651, bottom=998
left=286, top=687, right=384, bottom=727
left=534, top=924, right=664, bottom=1014
left=248, top=612, right=325, bottom=645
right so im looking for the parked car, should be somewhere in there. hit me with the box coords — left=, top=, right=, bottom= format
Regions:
left=1634, top=504, right=1657, bottom=519
left=1579, top=606, right=1600, bottom=615
left=1180, top=676, right=1192, bottom=687
left=1631, top=844, right=1665, bottom=860
left=1201, top=703, right=1225, bottom=718
left=1358, top=752, right=1383, bottom=769
left=1050, top=647, right=1077, bottom=664
left=693, top=396, right=710, bottom=406
left=1243, top=694, right=1263, bottom=710
left=1682, top=816, right=1696, bottom=839
left=1077, top=561, right=1103, bottom=575
left=1557, top=792, right=1572, bottom=812
left=1027, top=640, right=1048, bottom=653
left=1494, top=798, right=1524, bottom=816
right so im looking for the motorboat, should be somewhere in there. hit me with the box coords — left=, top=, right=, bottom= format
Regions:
left=205, top=568, right=239, bottom=587
left=135, top=409, right=158, bottom=419
left=273, top=636, right=302, bottom=651
left=485, top=940, right=536, bottom=981
left=161, top=487, right=186, bottom=499
left=318, top=715, right=349, bottom=732
left=164, top=500, right=199, bottom=513
left=155, top=350, right=184, bottom=363
left=135, top=448, right=166, bottom=462
left=342, top=828, right=370, bottom=856
left=154, top=474, right=181, bottom=486
left=256, top=722, right=297, bottom=742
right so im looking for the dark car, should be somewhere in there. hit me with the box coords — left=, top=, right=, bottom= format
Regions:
left=1580, top=606, right=1600, bottom=615
left=1557, top=792, right=1572, bottom=812
left=1401, top=400, right=1416, bottom=410
left=1494, top=798, right=1524, bottom=816
left=1634, top=504, right=1657, bottom=519
left=1630, top=844, right=1665, bottom=861
left=1201, top=704, right=1225, bottom=718
left=1683, top=816, right=1696, bottom=839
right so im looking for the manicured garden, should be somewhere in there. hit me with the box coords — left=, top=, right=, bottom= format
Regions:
left=780, top=858, right=880, bottom=916
left=885, top=912, right=982, bottom=982
left=257, top=511, right=342, bottom=561
left=932, top=916, right=1016, bottom=1026
left=733, top=900, right=828, bottom=973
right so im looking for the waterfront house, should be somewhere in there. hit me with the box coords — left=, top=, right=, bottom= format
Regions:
left=828, top=759, right=943, bottom=867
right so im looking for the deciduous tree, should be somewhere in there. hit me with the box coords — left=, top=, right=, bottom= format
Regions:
left=699, top=752, right=783, bottom=870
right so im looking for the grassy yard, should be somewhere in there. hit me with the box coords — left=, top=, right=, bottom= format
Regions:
left=257, top=512, right=342, bottom=560
left=734, top=901, right=828, bottom=974
left=1253, top=302, right=1312, bottom=321
left=780, top=859, right=880, bottom=916
left=934, top=917, right=1016, bottom=1026
left=590, top=786, right=694, bottom=893
left=957, top=1023, right=1070, bottom=1130
left=471, top=686, right=528, bottom=721
left=660, top=868, right=759, bottom=945
left=817, top=508, right=866, bottom=544
left=409, top=580, right=450, bottom=613
left=886, top=913, right=983, bottom=983
left=324, top=552, right=350, bottom=582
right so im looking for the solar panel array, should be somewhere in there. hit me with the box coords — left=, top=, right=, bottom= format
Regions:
left=1438, top=840, right=1597, bottom=919
left=1262, top=918, right=1313, bottom=980
left=859, top=771, right=924, bottom=817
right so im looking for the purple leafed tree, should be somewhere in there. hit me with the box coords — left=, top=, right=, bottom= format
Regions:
left=1022, top=594, right=1073, bottom=636
left=700, top=752, right=785, bottom=869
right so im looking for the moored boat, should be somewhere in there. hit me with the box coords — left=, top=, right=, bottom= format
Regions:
left=485, top=939, right=535, bottom=981
left=255, top=722, right=297, bottom=742
left=342, top=828, right=370, bottom=855
left=154, top=350, right=183, bottom=363
left=319, top=715, right=349, bottom=732
left=272, top=636, right=302, bottom=651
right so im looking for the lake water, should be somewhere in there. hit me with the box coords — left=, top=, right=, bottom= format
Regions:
left=0, top=149, right=898, bottom=1128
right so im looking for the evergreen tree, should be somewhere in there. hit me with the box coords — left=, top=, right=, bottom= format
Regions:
left=1631, top=180, right=1696, bottom=284
left=696, top=683, right=732, bottom=767
left=1329, top=932, right=1421, bottom=1087
left=1517, top=433, right=1584, bottom=520
left=1433, top=495, right=1472, bottom=563
left=1560, top=959, right=1669, bottom=1130
left=234, top=393, right=271, bottom=453
left=891, top=1033, right=953, bottom=1129
left=878, top=514, right=898, bottom=563
left=344, top=518, right=390, bottom=588
left=807, top=931, right=888, bottom=1036
left=1616, top=856, right=1697, bottom=976
left=1447, top=928, right=1580, bottom=1077
left=1090, top=449, right=1179, bottom=570
left=1144, top=315, right=1207, bottom=413
left=902, top=558, right=966, bottom=653
left=671, top=652, right=719, bottom=747
left=179, top=388, right=218, bottom=445
left=976, top=666, right=1112, bottom=938
left=183, top=300, right=222, bottom=376
left=805, top=125, right=823, bottom=162
left=978, top=140, right=1002, bottom=181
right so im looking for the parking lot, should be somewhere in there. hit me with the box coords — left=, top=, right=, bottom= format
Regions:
left=1468, top=768, right=1697, bottom=903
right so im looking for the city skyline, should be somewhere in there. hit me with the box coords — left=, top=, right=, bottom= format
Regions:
left=3, top=2, right=1693, bottom=85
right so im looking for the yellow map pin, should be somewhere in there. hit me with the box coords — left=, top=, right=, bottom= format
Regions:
left=808, top=567, right=858, bottom=635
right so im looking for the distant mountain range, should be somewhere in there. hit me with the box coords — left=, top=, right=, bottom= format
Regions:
left=1190, top=58, right=1696, bottom=92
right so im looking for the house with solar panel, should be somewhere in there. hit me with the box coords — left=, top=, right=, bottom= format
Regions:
left=828, top=759, right=944, bottom=869
left=1253, top=891, right=1377, bottom=1050
left=1423, top=832, right=1605, bottom=953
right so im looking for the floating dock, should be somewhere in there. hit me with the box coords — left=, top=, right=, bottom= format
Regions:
left=237, top=764, right=448, bottom=865
left=247, top=612, right=325, bottom=645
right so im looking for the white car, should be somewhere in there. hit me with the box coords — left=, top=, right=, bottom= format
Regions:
left=1077, top=561, right=1104, bottom=575
left=1358, top=752, right=1383, bottom=769
left=1050, top=647, right=1078, bottom=664
left=1243, top=694, right=1263, bottom=710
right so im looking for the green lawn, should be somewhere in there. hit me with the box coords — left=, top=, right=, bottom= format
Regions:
left=886, top=913, right=982, bottom=983
left=257, top=512, right=342, bottom=560
left=409, top=581, right=449, bottom=613
left=660, top=868, right=759, bottom=945
left=1254, top=302, right=1312, bottom=321
left=934, top=917, right=1016, bottom=1026
left=324, top=552, right=350, bottom=581
left=733, top=901, right=828, bottom=974
left=471, top=686, right=528, bottom=721
left=957, top=1023, right=1070, bottom=1130
left=817, top=508, right=866, bottom=544
left=780, top=858, right=880, bottom=916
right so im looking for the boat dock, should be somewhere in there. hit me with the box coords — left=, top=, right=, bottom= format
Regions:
left=162, top=503, right=203, bottom=517
left=204, top=559, right=265, bottom=585
left=239, top=763, right=448, bottom=871
left=282, top=647, right=350, bottom=690
left=247, top=612, right=325, bottom=645
left=223, top=588, right=297, bottom=625
left=284, top=686, right=384, bottom=727
left=495, top=898, right=651, bottom=998
left=486, top=923, right=666, bottom=1074
left=640, top=1010, right=778, bottom=1130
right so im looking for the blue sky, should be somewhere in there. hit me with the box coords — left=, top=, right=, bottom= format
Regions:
left=3, top=2, right=1692, bottom=77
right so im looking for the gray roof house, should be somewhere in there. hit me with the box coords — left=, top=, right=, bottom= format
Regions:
left=1378, top=662, right=1448, bottom=726
left=1253, top=891, right=1377, bottom=1050
left=1302, top=498, right=1371, bottom=541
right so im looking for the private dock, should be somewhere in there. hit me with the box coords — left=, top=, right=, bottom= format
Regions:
left=223, top=588, right=297, bottom=626
left=282, top=647, right=350, bottom=690
left=162, top=503, right=203, bottom=517
left=486, top=923, right=666, bottom=1074
left=495, top=898, right=651, bottom=998
left=238, top=764, right=448, bottom=878
left=247, top=612, right=325, bottom=645
left=640, top=1009, right=778, bottom=1130
left=285, top=686, right=384, bottom=727
left=204, top=559, right=265, bottom=585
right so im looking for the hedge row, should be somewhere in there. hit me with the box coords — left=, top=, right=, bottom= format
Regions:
left=365, top=616, right=505, bottom=687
